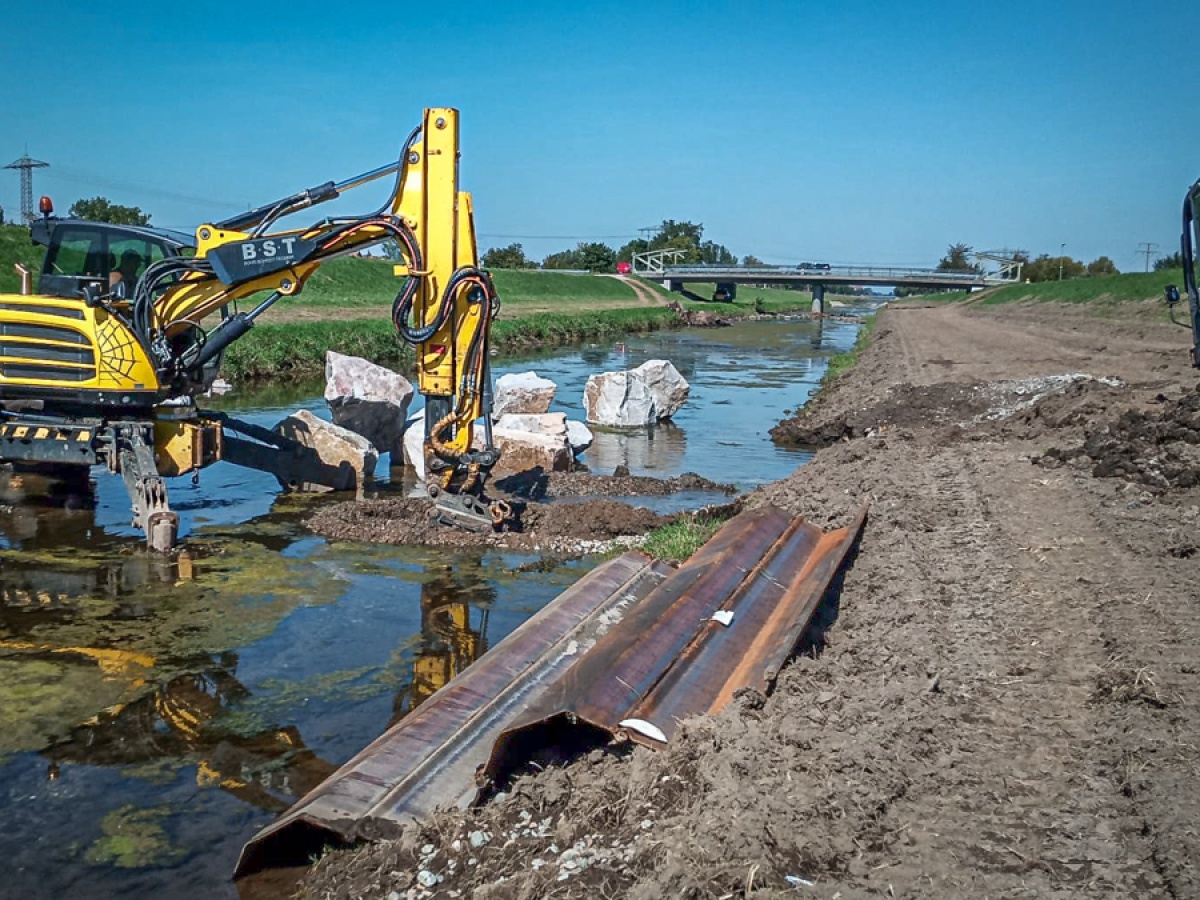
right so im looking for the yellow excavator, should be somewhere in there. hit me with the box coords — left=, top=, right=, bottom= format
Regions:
left=0, top=107, right=508, bottom=550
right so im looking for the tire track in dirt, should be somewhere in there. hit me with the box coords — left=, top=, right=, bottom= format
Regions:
left=598, top=274, right=663, bottom=306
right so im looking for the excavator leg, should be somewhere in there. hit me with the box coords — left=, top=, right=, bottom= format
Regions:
left=116, top=426, right=179, bottom=553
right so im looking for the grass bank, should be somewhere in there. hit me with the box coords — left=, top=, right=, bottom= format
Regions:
left=671, top=281, right=813, bottom=315
left=223, top=306, right=679, bottom=381
left=907, top=269, right=1185, bottom=312
left=821, top=314, right=877, bottom=387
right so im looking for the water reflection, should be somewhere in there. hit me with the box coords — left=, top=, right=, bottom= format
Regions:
left=583, top=420, right=687, bottom=475
left=42, top=653, right=338, bottom=815
left=393, top=563, right=493, bottom=720
left=1, top=539, right=494, bottom=802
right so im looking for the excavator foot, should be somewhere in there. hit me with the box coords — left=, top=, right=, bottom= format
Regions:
left=118, top=427, right=179, bottom=552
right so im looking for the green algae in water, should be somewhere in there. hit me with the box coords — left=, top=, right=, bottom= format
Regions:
left=84, top=805, right=186, bottom=870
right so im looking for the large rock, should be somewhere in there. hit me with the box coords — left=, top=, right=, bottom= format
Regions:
left=632, top=360, right=690, bottom=419
left=583, top=371, right=658, bottom=428
left=405, top=408, right=573, bottom=482
left=403, top=409, right=426, bottom=481
left=490, top=428, right=573, bottom=478
left=493, top=371, right=557, bottom=417
left=494, top=412, right=568, bottom=439
left=274, top=409, right=378, bottom=497
left=324, top=351, right=414, bottom=461
left=566, top=419, right=594, bottom=455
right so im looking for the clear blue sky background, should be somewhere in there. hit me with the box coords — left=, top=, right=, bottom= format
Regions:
left=2, top=0, right=1195, bottom=272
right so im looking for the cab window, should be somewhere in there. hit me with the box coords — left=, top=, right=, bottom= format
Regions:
left=43, top=229, right=105, bottom=278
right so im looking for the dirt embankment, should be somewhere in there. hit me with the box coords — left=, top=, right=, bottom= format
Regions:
left=302, top=301, right=1200, bottom=899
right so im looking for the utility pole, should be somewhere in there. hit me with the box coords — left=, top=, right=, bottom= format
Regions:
left=638, top=226, right=658, bottom=246
left=1058, top=243, right=1066, bottom=281
left=4, top=154, right=50, bottom=223
left=1138, top=242, right=1159, bottom=273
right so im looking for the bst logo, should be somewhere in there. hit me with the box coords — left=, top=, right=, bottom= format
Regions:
left=209, top=235, right=316, bottom=286
left=241, top=238, right=299, bottom=261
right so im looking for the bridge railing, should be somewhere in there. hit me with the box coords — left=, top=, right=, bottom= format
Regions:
left=655, top=264, right=1017, bottom=284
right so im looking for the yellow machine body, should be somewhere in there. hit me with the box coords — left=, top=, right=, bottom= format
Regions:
left=0, top=296, right=161, bottom=398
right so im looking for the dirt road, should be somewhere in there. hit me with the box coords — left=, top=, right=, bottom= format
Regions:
left=303, top=300, right=1199, bottom=899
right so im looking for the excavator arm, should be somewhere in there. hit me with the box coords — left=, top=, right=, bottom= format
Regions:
left=0, top=107, right=507, bottom=547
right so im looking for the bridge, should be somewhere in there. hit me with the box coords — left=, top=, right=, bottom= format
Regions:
left=632, top=249, right=1022, bottom=312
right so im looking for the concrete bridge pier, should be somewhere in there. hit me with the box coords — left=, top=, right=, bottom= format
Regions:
left=811, top=283, right=825, bottom=316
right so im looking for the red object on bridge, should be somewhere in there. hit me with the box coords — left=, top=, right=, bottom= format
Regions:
left=617, top=262, right=632, bottom=274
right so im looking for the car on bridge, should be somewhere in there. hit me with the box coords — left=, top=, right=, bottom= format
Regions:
left=797, top=262, right=832, bottom=273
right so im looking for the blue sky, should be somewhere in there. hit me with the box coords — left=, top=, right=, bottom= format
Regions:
left=2, top=0, right=1195, bottom=272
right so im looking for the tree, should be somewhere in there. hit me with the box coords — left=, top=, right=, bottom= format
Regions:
left=1086, top=256, right=1119, bottom=277
left=742, top=254, right=764, bottom=266
left=698, top=240, right=736, bottom=265
left=576, top=241, right=617, bottom=273
left=482, top=242, right=534, bottom=269
left=1155, top=251, right=1184, bottom=271
left=937, top=243, right=981, bottom=273
left=0, top=204, right=5, bottom=226
left=1022, top=253, right=1085, bottom=282
left=542, top=248, right=582, bottom=270
left=617, top=237, right=649, bottom=263
left=68, top=196, right=150, bottom=225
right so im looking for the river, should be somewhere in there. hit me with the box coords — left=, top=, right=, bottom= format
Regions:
left=0, top=312, right=864, bottom=898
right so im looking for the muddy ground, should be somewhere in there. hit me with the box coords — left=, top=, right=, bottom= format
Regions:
left=304, top=470, right=733, bottom=554
left=299, top=299, right=1199, bottom=899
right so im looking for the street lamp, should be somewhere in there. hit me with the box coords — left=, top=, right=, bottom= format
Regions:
left=1058, top=243, right=1066, bottom=281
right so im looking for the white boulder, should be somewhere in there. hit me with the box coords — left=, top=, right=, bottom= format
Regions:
left=565, top=420, right=594, bottom=455
left=324, top=351, right=414, bottom=461
left=631, top=360, right=690, bottom=419
left=494, top=412, right=568, bottom=439
left=274, top=409, right=378, bottom=497
left=493, top=371, right=557, bottom=417
left=403, top=409, right=426, bottom=481
left=583, top=371, right=658, bottom=428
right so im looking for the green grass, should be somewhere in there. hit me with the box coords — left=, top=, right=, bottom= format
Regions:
left=821, top=313, right=877, bottom=386
left=223, top=306, right=680, bottom=381
left=0, top=225, right=43, bottom=293
left=290, top=262, right=648, bottom=310
left=671, top=281, right=813, bottom=315
left=975, top=269, right=1183, bottom=307
left=222, top=319, right=412, bottom=380
left=641, top=515, right=727, bottom=563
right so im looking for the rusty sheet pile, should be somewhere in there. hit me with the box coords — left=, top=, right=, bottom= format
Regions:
left=236, top=504, right=865, bottom=877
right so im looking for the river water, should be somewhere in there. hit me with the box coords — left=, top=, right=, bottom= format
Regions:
left=0, top=313, right=863, bottom=899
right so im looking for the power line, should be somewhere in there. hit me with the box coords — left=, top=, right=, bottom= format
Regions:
left=48, top=164, right=245, bottom=211
left=1138, top=241, right=1159, bottom=272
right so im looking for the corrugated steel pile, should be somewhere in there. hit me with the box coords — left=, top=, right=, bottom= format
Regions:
left=236, top=504, right=866, bottom=877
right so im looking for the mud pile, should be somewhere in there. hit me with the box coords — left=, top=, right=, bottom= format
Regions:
left=771, top=374, right=1125, bottom=448
left=304, top=496, right=677, bottom=553
left=1037, top=385, right=1200, bottom=489
left=305, top=469, right=733, bottom=552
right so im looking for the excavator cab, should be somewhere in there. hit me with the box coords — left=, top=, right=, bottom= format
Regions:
left=30, top=215, right=194, bottom=301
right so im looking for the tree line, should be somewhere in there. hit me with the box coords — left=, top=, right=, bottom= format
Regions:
left=482, top=219, right=740, bottom=273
